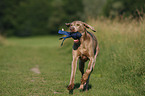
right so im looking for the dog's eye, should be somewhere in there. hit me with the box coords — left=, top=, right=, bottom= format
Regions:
left=77, top=24, right=80, bottom=26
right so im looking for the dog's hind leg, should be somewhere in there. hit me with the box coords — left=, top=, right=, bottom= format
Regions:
left=78, top=59, right=85, bottom=90
left=79, top=57, right=89, bottom=90
left=93, top=45, right=99, bottom=69
left=79, top=59, right=85, bottom=76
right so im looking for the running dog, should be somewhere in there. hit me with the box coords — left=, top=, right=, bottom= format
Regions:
left=66, top=21, right=99, bottom=91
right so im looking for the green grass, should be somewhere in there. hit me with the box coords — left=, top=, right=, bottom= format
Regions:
left=0, top=19, right=144, bottom=96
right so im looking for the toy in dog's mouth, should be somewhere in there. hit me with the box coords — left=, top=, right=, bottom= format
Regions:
left=58, top=29, right=82, bottom=46
left=70, top=32, right=81, bottom=43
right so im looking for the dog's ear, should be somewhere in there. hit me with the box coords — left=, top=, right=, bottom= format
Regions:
left=65, top=23, right=71, bottom=27
left=83, top=22, right=96, bottom=32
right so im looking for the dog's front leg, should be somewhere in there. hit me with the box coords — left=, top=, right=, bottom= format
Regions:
left=67, top=54, right=79, bottom=90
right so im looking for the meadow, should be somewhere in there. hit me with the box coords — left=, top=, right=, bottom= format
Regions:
left=0, top=18, right=144, bottom=96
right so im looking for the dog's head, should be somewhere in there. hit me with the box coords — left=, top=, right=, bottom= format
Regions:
left=65, top=21, right=96, bottom=33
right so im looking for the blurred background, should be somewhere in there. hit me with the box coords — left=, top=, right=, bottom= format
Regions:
left=0, top=0, right=145, bottom=37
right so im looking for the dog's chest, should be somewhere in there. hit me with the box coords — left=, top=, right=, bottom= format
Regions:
left=78, top=47, right=89, bottom=61
left=80, top=48, right=87, bottom=54
left=79, top=44, right=89, bottom=56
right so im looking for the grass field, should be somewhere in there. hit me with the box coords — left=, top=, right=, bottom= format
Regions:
left=0, top=19, right=144, bottom=96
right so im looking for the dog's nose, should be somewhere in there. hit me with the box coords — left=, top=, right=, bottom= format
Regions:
left=70, top=26, right=75, bottom=32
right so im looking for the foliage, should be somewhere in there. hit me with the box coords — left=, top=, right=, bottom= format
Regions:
left=0, top=0, right=84, bottom=36
left=103, top=0, right=145, bottom=18
left=83, top=0, right=106, bottom=18
left=0, top=0, right=145, bottom=36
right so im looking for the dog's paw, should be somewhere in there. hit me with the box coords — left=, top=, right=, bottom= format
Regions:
left=67, top=83, right=74, bottom=90
left=78, top=82, right=87, bottom=90
left=78, top=84, right=84, bottom=90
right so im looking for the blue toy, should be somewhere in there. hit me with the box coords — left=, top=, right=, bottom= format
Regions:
left=58, top=30, right=82, bottom=46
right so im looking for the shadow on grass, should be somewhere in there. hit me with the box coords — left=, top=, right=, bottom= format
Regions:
left=67, top=83, right=92, bottom=94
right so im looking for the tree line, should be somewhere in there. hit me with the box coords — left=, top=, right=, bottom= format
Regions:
left=0, top=0, right=144, bottom=37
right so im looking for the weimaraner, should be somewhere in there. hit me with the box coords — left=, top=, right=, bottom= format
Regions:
left=65, top=21, right=99, bottom=91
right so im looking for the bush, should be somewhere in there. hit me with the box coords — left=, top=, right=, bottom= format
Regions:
left=103, top=0, right=145, bottom=18
left=0, top=0, right=84, bottom=36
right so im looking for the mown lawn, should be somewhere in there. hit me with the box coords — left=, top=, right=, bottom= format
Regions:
left=0, top=19, right=144, bottom=96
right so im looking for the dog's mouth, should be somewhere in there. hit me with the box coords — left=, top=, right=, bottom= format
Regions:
left=74, top=39, right=79, bottom=43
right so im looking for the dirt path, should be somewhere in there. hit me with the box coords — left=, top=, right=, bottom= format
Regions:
left=30, top=65, right=40, bottom=74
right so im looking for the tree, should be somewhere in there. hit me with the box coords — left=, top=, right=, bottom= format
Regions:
left=0, top=0, right=84, bottom=36
left=83, top=0, right=106, bottom=18
left=103, top=0, right=145, bottom=18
